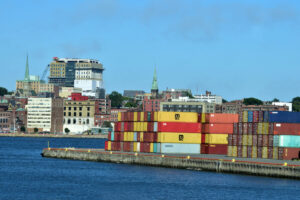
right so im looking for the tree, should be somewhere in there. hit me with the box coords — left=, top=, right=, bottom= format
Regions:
left=0, top=87, right=8, bottom=96
left=182, top=91, right=194, bottom=98
left=272, top=98, right=280, bottom=102
left=243, top=98, right=263, bottom=105
left=222, top=99, right=228, bottom=103
left=292, top=97, right=300, bottom=112
left=109, top=91, right=124, bottom=108
left=34, top=128, right=39, bottom=133
left=124, top=98, right=138, bottom=108
left=20, top=126, right=26, bottom=132
left=64, top=128, right=70, bottom=134
left=102, top=121, right=112, bottom=128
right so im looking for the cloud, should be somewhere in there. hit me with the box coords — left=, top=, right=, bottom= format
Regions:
left=60, top=41, right=101, bottom=57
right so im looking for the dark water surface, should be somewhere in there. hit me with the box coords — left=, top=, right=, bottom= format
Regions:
left=1, top=137, right=300, bottom=200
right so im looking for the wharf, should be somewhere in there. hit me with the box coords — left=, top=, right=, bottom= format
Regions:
left=41, top=148, right=300, bottom=179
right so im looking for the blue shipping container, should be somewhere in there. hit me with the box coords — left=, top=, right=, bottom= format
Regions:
left=153, top=143, right=157, bottom=153
left=111, top=132, right=114, bottom=141
left=268, top=111, right=300, bottom=123
left=154, top=122, right=158, bottom=132
left=275, top=135, right=300, bottom=148
left=157, top=143, right=161, bottom=153
left=134, top=132, right=137, bottom=142
left=161, top=143, right=201, bottom=154
left=248, top=111, right=253, bottom=122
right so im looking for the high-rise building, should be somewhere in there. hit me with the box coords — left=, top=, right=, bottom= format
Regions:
left=49, top=57, right=104, bottom=96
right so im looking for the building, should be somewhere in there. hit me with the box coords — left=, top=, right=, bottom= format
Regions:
left=162, top=89, right=192, bottom=101
left=160, top=101, right=215, bottom=113
left=39, top=83, right=59, bottom=97
left=0, top=111, right=11, bottom=133
left=94, top=98, right=111, bottom=127
left=26, top=97, right=63, bottom=133
left=109, top=108, right=130, bottom=122
left=59, top=87, right=82, bottom=98
left=63, top=99, right=95, bottom=134
left=123, top=90, right=145, bottom=98
left=143, top=69, right=162, bottom=112
left=272, top=102, right=292, bottom=112
left=193, top=91, right=223, bottom=105
left=16, top=55, right=39, bottom=96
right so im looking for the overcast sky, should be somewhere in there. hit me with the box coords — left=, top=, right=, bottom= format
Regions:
left=1, top=0, right=300, bottom=101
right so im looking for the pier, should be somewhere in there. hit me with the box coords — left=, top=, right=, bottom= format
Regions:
left=41, top=148, right=300, bottom=179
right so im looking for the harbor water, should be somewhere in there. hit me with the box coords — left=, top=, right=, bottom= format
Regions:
left=1, top=137, right=300, bottom=200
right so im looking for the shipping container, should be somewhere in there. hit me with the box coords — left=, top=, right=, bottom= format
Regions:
left=242, top=146, right=247, bottom=158
left=242, top=123, right=248, bottom=135
left=228, top=135, right=233, bottom=146
left=247, top=123, right=253, bottom=135
left=227, top=146, right=232, bottom=156
left=247, top=135, right=253, bottom=146
left=237, top=135, right=243, bottom=146
left=243, top=111, right=248, bottom=123
left=242, top=135, right=248, bottom=145
left=257, top=147, right=262, bottom=158
left=158, top=132, right=201, bottom=144
left=268, top=147, right=273, bottom=159
left=253, top=111, right=259, bottom=123
left=204, top=134, right=228, bottom=144
left=158, top=122, right=202, bottom=133
left=252, top=135, right=258, bottom=146
left=252, top=123, right=258, bottom=134
left=161, top=143, right=201, bottom=154
left=278, top=147, right=284, bottom=160
left=248, top=111, right=253, bottom=123
left=232, top=135, right=238, bottom=146
left=269, top=111, right=300, bottom=123
left=252, top=146, right=257, bottom=158
left=262, top=147, right=268, bottom=159
left=201, top=144, right=227, bottom=155
left=257, top=135, right=263, bottom=147
left=232, top=146, right=237, bottom=157
left=238, top=123, right=243, bottom=135
left=273, top=123, right=300, bottom=135
left=274, top=135, right=300, bottom=148
left=203, top=123, right=233, bottom=134
left=273, top=147, right=278, bottom=159
left=158, top=112, right=198, bottom=123
left=237, top=146, right=242, bottom=157
left=107, top=141, right=111, bottom=151
left=268, top=135, right=274, bottom=147
left=233, top=123, right=238, bottom=134
left=262, top=135, right=268, bottom=147
left=282, top=148, right=300, bottom=160
left=247, top=146, right=252, bottom=158
left=202, top=113, right=239, bottom=124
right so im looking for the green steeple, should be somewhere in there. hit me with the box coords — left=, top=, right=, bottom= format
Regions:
left=25, top=54, right=29, bottom=82
left=151, top=68, right=158, bottom=90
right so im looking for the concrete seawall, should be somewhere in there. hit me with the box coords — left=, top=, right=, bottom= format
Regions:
left=42, top=148, right=300, bottom=179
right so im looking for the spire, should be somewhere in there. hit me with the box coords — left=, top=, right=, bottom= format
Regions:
left=151, top=68, right=158, bottom=90
left=25, top=54, right=29, bottom=81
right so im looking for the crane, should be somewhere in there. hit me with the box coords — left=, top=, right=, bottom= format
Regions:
left=41, top=64, right=50, bottom=83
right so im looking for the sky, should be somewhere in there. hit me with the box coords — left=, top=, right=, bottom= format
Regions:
left=0, top=0, right=300, bottom=102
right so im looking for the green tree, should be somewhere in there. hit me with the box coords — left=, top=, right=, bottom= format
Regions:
left=109, top=91, right=124, bottom=108
left=103, top=121, right=112, bottom=128
left=243, top=98, right=263, bottom=105
left=20, top=126, right=26, bottom=132
left=222, top=99, right=228, bottom=103
left=34, top=128, right=39, bottom=133
left=65, top=128, right=70, bottom=134
left=272, top=98, right=280, bottom=102
left=125, top=98, right=138, bottom=108
left=0, top=87, right=8, bottom=96
left=292, top=97, right=300, bottom=112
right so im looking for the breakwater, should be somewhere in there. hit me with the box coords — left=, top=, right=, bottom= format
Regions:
left=42, top=148, right=300, bottom=179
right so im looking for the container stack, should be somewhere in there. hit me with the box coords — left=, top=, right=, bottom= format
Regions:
left=228, top=111, right=300, bottom=160
left=200, top=113, right=239, bottom=155
left=105, top=111, right=202, bottom=154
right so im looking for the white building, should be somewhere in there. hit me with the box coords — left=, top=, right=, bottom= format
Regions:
left=193, top=92, right=222, bottom=105
left=73, top=58, right=104, bottom=97
left=27, top=98, right=52, bottom=132
left=272, top=102, right=293, bottom=112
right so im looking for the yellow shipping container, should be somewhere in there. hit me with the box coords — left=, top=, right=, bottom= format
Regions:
left=118, top=112, right=122, bottom=122
left=154, top=112, right=158, bottom=121
left=140, top=132, right=144, bottom=142
left=124, top=132, right=127, bottom=141
left=227, top=146, right=232, bottom=157
left=140, top=112, right=144, bottom=122
left=157, top=112, right=198, bottom=123
left=133, top=123, right=137, bottom=132
left=263, top=123, right=269, bottom=134
left=200, top=113, right=206, bottom=123
left=129, top=132, right=134, bottom=141
left=262, top=147, right=268, bottom=159
left=273, top=147, right=278, bottom=159
left=158, top=132, right=201, bottom=144
left=258, top=123, right=263, bottom=134
left=242, top=146, right=247, bottom=158
left=134, top=112, right=138, bottom=122
left=242, top=135, right=248, bottom=145
left=243, top=111, right=248, bottom=123
left=150, top=143, right=154, bottom=153
left=247, top=135, right=253, bottom=146
left=252, top=146, right=257, bottom=158
left=107, top=141, right=111, bottom=151
left=143, top=122, right=147, bottom=132
left=133, top=142, right=138, bottom=152
left=232, top=146, right=237, bottom=157
left=205, top=134, right=228, bottom=144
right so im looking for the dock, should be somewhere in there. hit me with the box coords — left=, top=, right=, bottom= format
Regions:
left=41, top=148, right=300, bottom=179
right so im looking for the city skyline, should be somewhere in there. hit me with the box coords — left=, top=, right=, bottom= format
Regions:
left=1, top=0, right=300, bottom=101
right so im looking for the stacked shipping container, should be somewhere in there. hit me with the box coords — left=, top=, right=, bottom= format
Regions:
left=228, top=111, right=300, bottom=160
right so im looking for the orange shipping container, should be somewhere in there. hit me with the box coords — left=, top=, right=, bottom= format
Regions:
left=201, top=113, right=239, bottom=124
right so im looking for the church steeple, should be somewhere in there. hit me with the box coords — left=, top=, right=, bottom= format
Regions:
left=151, top=67, right=159, bottom=98
left=25, top=54, right=30, bottom=82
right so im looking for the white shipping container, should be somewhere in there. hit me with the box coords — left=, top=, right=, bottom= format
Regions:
left=161, top=143, right=200, bottom=154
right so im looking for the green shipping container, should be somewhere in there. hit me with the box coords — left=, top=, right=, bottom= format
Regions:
left=276, top=135, right=300, bottom=148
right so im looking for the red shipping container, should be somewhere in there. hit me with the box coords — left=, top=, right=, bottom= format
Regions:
left=158, top=122, right=202, bottom=133
left=278, top=147, right=284, bottom=160
left=137, top=132, right=140, bottom=142
left=242, top=123, right=248, bottom=135
left=124, top=122, right=128, bottom=131
left=203, top=123, right=232, bottom=134
left=232, top=135, right=238, bottom=146
left=269, top=123, right=274, bottom=135
left=147, top=122, right=154, bottom=132
left=262, top=135, right=268, bottom=147
left=252, top=123, right=258, bottom=134
left=204, top=113, right=239, bottom=124
left=115, top=132, right=120, bottom=142
left=268, top=147, right=273, bottom=159
left=253, top=111, right=259, bottom=123
left=257, top=147, right=262, bottom=158
left=137, top=112, right=141, bottom=121
left=201, top=134, right=206, bottom=144
left=123, top=142, right=131, bottom=152
left=257, top=135, right=263, bottom=147
left=238, top=123, right=243, bottom=135
left=228, top=135, right=233, bottom=146
left=237, top=146, right=242, bottom=157
left=238, top=111, right=243, bottom=122
left=108, top=132, right=111, bottom=141
left=252, top=135, right=258, bottom=146
left=282, top=148, right=300, bottom=160
left=274, top=123, right=300, bottom=135
left=105, top=141, right=108, bottom=151
left=120, top=132, right=124, bottom=142
left=258, top=111, right=263, bottom=122
left=151, top=112, right=155, bottom=121
left=201, top=144, right=227, bottom=155
left=143, top=132, right=158, bottom=143
left=247, top=146, right=252, bottom=158
left=140, top=142, right=151, bottom=153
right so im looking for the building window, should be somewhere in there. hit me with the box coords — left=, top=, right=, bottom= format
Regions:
left=68, top=119, right=71, bottom=124
left=79, top=107, right=82, bottom=111
left=74, top=107, right=77, bottom=111
left=87, top=107, right=90, bottom=111
left=68, top=112, right=71, bottom=116
left=87, top=113, right=90, bottom=117
left=69, top=107, right=71, bottom=110
left=79, top=112, right=82, bottom=117
left=73, top=119, right=76, bottom=124
left=74, top=112, right=76, bottom=117
left=87, top=119, right=89, bottom=124
left=64, top=112, right=66, bottom=116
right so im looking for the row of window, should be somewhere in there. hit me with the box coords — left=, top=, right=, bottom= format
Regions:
left=0, top=119, right=9, bottom=123
left=64, top=118, right=90, bottom=125
left=64, top=107, right=90, bottom=111
left=64, top=112, right=90, bottom=117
